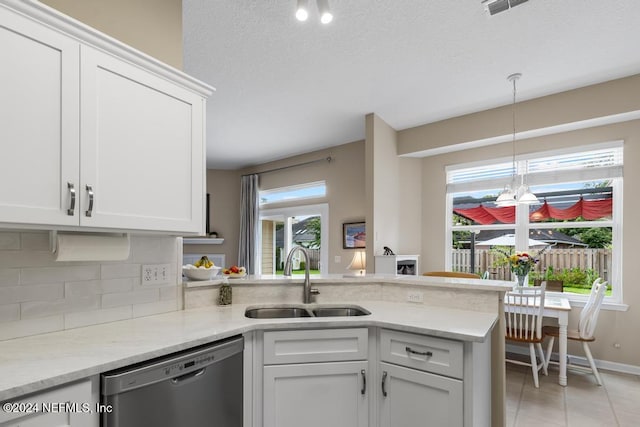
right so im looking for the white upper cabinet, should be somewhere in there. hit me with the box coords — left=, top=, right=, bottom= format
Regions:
left=0, top=6, right=80, bottom=227
left=0, top=2, right=212, bottom=234
left=80, top=46, right=205, bottom=232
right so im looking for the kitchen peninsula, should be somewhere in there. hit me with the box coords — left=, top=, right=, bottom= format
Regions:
left=0, top=275, right=511, bottom=427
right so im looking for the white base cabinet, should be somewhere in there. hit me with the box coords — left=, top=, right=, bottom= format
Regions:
left=0, top=380, right=97, bottom=427
left=0, top=2, right=211, bottom=234
left=249, top=327, right=491, bottom=427
left=263, top=361, right=368, bottom=427
left=379, top=362, right=463, bottom=427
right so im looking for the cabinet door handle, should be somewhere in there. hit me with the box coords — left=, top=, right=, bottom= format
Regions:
left=67, top=182, right=76, bottom=216
left=85, top=185, right=94, bottom=217
left=406, top=346, right=433, bottom=357
left=361, top=369, right=366, bottom=395
left=381, top=371, right=388, bottom=397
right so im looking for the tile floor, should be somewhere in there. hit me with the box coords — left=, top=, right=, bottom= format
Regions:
left=506, top=363, right=640, bottom=426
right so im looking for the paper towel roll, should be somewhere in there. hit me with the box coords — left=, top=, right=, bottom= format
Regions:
left=55, top=233, right=130, bottom=262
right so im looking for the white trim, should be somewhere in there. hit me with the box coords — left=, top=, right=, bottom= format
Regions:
left=506, top=344, right=640, bottom=376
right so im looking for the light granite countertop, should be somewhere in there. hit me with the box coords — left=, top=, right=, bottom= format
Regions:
left=0, top=299, right=499, bottom=401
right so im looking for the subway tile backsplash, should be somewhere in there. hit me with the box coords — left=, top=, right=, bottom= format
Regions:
left=0, top=231, right=182, bottom=341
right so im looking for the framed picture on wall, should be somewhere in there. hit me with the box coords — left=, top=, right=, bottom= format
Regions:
left=343, top=222, right=366, bottom=249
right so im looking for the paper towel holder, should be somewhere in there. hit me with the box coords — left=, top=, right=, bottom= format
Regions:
left=50, top=231, right=131, bottom=262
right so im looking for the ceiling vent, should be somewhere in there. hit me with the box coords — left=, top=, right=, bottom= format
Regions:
left=483, top=0, right=528, bottom=16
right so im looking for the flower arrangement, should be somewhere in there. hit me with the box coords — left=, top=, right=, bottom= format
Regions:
left=507, top=252, right=538, bottom=277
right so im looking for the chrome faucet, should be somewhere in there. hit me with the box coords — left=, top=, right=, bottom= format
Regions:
left=283, top=246, right=319, bottom=304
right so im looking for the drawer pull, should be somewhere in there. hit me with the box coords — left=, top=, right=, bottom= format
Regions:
left=381, top=371, right=388, bottom=397
left=361, top=369, right=366, bottom=395
left=405, top=346, right=433, bottom=357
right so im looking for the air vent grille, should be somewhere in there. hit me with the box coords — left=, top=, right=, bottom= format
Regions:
left=483, top=0, right=529, bottom=16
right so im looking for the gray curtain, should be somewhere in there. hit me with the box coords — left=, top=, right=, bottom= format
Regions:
left=238, top=174, right=259, bottom=274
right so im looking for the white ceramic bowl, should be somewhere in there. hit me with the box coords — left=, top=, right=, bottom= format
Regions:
left=182, top=265, right=221, bottom=281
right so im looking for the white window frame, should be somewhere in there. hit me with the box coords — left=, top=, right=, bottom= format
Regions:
left=258, top=203, right=329, bottom=275
left=446, top=141, right=625, bottom=308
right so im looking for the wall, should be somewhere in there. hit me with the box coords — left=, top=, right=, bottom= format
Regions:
left=365, top=114, right=422, bottom=272
left=404, top=74, right=640, bottom=368
left=0, top=231, right=181, bottom=341
left=40, top=0, right=183, bottom=69
left=202, top=141, right=366, bottom=274
left=183, top=169, right=241, bottom=267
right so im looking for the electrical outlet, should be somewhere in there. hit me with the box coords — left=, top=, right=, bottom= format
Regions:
left=406, top=291, right=424, bottom=303
left=142, top=264, right=172, bottom=284
left=334, top=256, right=341, bottom=263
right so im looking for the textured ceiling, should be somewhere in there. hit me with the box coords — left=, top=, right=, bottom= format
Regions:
left=183, top=0, right=640, bottom=170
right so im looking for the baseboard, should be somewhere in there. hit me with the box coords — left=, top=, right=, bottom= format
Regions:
left=505, top=343, right=640, bottom=376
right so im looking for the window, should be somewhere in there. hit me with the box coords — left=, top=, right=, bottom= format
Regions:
left=446, top=142, right=623, bottom=303
left=259, top=181, right=326, bottom=205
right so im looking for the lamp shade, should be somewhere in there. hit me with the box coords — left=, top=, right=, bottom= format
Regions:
left=346, top=251, right=366, bottom=276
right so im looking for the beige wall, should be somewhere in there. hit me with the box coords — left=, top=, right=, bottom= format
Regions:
left=203, top=141, right=366, bottom=274
left=40, top=0, right=183, bottom=69
left=405, top=74, right=640, bottom=368
left=365, top=114, right=422, bottom=272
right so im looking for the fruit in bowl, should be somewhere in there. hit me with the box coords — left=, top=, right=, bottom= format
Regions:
left=182, top=256, right=221, bottom=281
left=222, top=265, right=246, bottom=278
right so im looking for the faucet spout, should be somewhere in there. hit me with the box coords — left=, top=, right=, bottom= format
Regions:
left=283, top=246, right=319, bottom=303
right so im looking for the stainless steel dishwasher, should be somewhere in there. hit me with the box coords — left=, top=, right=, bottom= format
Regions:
left=101, top=335, right=243, bottom=427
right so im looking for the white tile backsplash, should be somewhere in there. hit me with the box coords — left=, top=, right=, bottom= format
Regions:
left=0, top=268, right=19, bottom=286
left=0, top=232, right=20, bottom=250
left=0, top=231, right=180, bottom=341
left=0, top=315, right=64, bottom=341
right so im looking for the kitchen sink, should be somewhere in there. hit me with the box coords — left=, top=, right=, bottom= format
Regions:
left=311, top=306, right=371, bottom=317
left=245, top=307, right=313, bottom=319
left=244, top=304, right=370, bottom=319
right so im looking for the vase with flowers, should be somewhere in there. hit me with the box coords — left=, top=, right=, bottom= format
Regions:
left=508, top=252, right=539, bottom=288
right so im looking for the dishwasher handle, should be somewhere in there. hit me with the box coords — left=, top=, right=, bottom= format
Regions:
left=171, top=368, right=206, bottom=384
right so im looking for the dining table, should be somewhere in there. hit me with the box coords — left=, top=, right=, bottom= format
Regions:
left=505, top=294, right=572, bottom=386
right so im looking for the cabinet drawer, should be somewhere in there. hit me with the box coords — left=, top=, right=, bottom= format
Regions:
left=263, top=328, right=368, bottom=365
left=380, top=329, right=463, bottom=379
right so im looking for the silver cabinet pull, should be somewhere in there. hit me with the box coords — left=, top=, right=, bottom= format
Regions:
left=361, top=369, right=366, bottom=395
left=381, top=371, right=388, bottom=397
left=85, top=185, right=94, bottom=217
left=406, top=346, right=433, bottom=357
left=67, top=182, right=76, bottom=216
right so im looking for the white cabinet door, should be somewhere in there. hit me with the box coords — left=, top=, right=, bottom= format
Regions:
left=263, top=361, right=369, bottom=427
left=0, top=7, right=80, bottom=227
left=79, top=45, right=205, bottom=233
left=0, top=380, right=97, bottom=427
left=379, top=362, right=463, bottom=427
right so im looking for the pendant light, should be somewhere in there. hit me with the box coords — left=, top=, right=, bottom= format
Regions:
left=496, top=73, right=538, bottom=206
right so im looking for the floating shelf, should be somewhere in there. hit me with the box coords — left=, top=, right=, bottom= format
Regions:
left=183, top=238, right=224, bottom=245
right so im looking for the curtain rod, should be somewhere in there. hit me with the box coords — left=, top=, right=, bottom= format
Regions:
left=242, top=156, right=332, bottom=177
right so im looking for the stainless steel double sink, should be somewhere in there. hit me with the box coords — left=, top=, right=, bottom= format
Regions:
left=245, top=304, right=371, bottom=319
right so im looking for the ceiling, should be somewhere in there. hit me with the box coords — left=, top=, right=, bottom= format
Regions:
left=182, top=0, right=640, bottom=170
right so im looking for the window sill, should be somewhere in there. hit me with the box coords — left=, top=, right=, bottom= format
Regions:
left=548, top=292, right=628, bottom=311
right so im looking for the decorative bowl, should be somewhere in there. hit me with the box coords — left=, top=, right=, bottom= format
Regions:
left=182, top=264, right=221, bottom=281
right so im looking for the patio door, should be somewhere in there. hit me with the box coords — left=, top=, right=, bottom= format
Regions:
left=259, top=204, right=328, bottom=275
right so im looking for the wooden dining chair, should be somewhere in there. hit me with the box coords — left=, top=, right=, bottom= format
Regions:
left=505, top=283, right=548, bottom=388
left=422, top=271, right=481, bottom=279
left=543, top=278, right=608, bottom=385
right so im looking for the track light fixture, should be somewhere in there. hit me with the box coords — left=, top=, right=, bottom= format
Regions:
left=295, top=0, right=333, bottom=24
